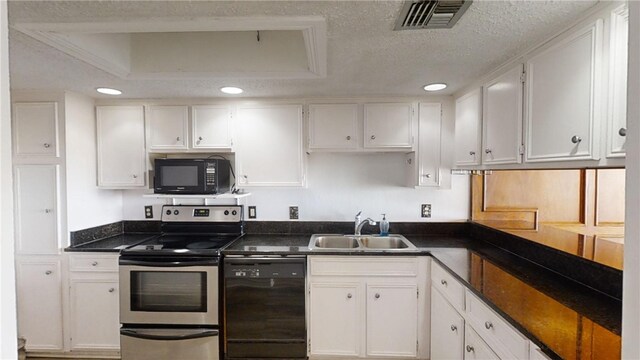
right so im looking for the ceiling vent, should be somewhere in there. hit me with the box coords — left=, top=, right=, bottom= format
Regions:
left=394, top=0, right=472, bottom=30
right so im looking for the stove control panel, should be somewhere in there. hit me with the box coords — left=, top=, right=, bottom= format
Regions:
left=161, top=205, right=243, bottom=222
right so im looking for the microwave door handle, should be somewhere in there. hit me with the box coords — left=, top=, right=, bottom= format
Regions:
left=120, top=329, right=219, bottom=341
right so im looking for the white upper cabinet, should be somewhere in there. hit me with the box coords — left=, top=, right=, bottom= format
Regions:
left=525, top=19, right=603, bottom=162
left=96, top=106, right=146, bottom=188
left=13, top=102, right=59, bottom=157
left=236, top=104, right=304, bottom=187
left=607, top=5, right=628, bottom=158
left=14, top=165, right=60, bottom=254
left=417, top=103, right=442, bottom=187
left=364, top=103, right=413, bottom=149
left=308, top=104, right=358, bottom=150
left=147, top=105, right=189, bottom=151
left=191, top=105, right=233, bottom=149
left=483, top=64, right=524, bottom=165
left=454, top=88, right=483, bottom=166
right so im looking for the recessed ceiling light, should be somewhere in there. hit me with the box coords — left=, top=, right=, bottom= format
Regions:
left=96, top=87, right=122, bottom=95
left=220, top=86, right=244, bottom=95
left=423, top=83, right=447, bottom=92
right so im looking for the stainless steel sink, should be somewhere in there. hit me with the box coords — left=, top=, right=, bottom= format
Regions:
left=308, top=234, right=416, bottom=251
left=313, top=236, right=360, bottom=249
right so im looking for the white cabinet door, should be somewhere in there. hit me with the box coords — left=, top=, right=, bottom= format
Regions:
left=464, top=325, right=500, bottom=360
left=607, top=5, right=628, bottom=158
left=16, top=258, right=64, bottom=351
left=13, top=102, right=58, bottom=157
left=147, top=105, right=189, bottom=151
left=236, top=105, right=304, bottom=186
left=483, top=64, right=523, bottom=165
left=14, top=165, right=59, bottom=254
left=431, top=288, right=465, bottom=360
left=418, top=103, right=442, bottom=187
left=192, top=105, right=233, bottom=149
left=525, top=20, right=603, bottom=162
left=308, top=104, right=358, bottom=150
left=70, top=279, right=120, bottom=350
left=309, top=283, right=360, bottom=356
left=454, top=88, right=482, bottom=166
left=364, top=103, right=413, bottom=149
left=96, top=106, right=146, bottom=188
left=366, top=283, right=418, bottom=357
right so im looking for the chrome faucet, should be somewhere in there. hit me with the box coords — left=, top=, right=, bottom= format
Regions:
left=354, top=211, right=377, bottom=235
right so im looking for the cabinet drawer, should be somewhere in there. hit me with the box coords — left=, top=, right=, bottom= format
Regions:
left=69, top=255, right=118, bottom=272
left=309, top=256, right=418, bottom=277
left=465, top=325, right=500, bottom=360
left=466, top=289, right=530, bottom=359
left=431, top=261, right=465, bottom=312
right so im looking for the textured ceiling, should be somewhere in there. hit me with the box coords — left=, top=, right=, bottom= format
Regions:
left=7, top=0, right=598, bottom=99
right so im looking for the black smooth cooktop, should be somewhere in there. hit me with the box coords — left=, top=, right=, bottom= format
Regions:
left=121, top=233, right=241, bottom=256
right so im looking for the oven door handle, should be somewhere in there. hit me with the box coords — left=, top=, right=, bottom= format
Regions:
left=119, top=259, right=218, bottom=267
left=120, top=328, right=219, bottom=341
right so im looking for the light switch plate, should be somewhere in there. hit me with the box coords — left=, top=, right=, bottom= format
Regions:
left=248, top=206, right=257, bottom=219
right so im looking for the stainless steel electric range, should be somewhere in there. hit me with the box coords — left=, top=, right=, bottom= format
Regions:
left=119, top=205, right=243, bottom=360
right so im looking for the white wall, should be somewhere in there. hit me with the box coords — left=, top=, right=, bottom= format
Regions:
left=64, top=91, right=122, bottom=231
left=123, top=153, right=470, bottom=222
left=0, top=0, right=18, bottom=357
left=622, top=1, right=639, bottom=358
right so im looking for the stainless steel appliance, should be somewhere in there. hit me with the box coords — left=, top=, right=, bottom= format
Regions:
left=224, top=257, right=306, bottom=359
left=154, top=158, right=231, bottom=194
left=119, top=205, right=243, bottom=360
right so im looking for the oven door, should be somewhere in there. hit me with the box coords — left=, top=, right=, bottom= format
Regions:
left=119, top=257, right=218, bottom=325
left=154, top=159, right=206, bottom=194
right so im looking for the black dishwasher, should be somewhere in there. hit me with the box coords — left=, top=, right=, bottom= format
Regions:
left=223, top=257, right=306, bottom=359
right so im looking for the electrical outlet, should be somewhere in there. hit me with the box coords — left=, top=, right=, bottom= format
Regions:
left=248, top=206, right=257, bottom=219
left=144, top=205, right=154, bottom=219
left=421, top=204, right=431, bottom=218
left=289, top=206, right=299, bottom=220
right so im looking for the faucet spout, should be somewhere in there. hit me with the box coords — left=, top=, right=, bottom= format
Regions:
left=355, top=216, right=377, bottom=236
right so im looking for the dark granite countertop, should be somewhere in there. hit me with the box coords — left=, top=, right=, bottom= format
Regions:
left=64, top=233, right=158, bottom=252
left=221, top=232, right=621, bottom=359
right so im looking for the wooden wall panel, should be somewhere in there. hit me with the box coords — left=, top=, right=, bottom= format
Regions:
left=596, top=169, right=626, bottom=225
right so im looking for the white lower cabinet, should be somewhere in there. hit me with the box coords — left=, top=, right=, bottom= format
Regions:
left=68, top=254, right=120, bottom=353
left=308, top=256, right=427, bottom=359
left=16, top=257, right=64, bottom=352
left=464, top=325, right=500, bottom=360
left=430, top=288, right=464, bottom=360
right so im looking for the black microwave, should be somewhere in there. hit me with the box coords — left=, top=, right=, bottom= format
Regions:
left=154, top=158, right=231, bottom=194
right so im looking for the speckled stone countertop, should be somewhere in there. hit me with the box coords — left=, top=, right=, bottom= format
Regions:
left=64, top=233, right=157, bottom=252
left=222, top=233, right=621, bottom=359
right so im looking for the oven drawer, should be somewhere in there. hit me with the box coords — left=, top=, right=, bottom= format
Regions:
left=120, top=327, right=219, bottom=360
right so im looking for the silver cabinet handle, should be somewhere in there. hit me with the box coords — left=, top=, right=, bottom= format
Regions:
left=469, top=151, right=476, bottom=156
left=132, top=174, right=138, bottom=179
left=441, top=279, right=447, bottom=286
left=485, top=149, right=492, bottom=154
left=466, top=345, right=474, bottom=353
left=346, top=136, right=351, bottom=140
left=375, top=293, right=380, bottom=299
left=450, top=325, right=457, bottom=332
left=571, top=135, right=582, bottom=144
left=43, top=143, right=51, bottom=148
left=108, top=288, right=115, bottom=293
left=44, top=209, right=52, bottom=214
left=45, top=270, right=52, bottom=275
left=92, top=261, right=98, bottom=266
left=423, top=174, right=431, bottom=178
left=199, top=136, right=203, bottom=141
left=370, top=135, right=376, bottom=140
left=347, top=293, right=353, bottom=299
left=176, top=137, right=181, bottom=141
left=619, top=128, right=627, bottom=137
left=485, top=321, right=493, bottom=329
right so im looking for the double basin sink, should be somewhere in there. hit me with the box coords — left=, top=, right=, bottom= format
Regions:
left=308, top=234, right=417, bottom=251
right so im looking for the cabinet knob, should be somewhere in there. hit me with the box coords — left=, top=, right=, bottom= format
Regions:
left=423, top=174, right=431, bottom=178
left=199, top=136, right=203, bottom=141
left=441, top=279, right=447, bottom=286
left=619, top=128, right=627, bottom=137
left=132, top=174, right=138, bottom=179
left=43, top=143, right=51, bottom=148
left=45, top=270, right=52, bottom=275
left=347, top=293, right=353, bottom=299
left=176, top=137, right=181, bottom=141
left=374, top=293, right=380, bottom=299
left=450, top=325, right=457, bottom=332
left=370, top=135, right=376, bottom=140
left=92, top=261, right=98, bottom=266
left=44, top=209, right=52, bottom=214
left=108, top=288, right=115, bottom=293
left=466, top=345, right=474, bottom=353
left=346, top=136, right=351, bottom=141
left=485, top=321, right=493, bottom=329
left=571, top=135, right=582, bottom=144
left=484, top=149, right=492, bottom=154
left=469, top=151, right=476, bottom=156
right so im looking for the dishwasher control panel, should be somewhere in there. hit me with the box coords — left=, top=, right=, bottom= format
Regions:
left=224, top=259, right=305, bottom=279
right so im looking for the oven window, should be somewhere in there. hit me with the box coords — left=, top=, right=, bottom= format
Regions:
left=130, top=271, right=207, bottom=312
left=161, top=166, right=199, bottom=187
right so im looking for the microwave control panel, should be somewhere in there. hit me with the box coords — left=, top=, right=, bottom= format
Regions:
left=205, top=164, right=216, bottom=186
